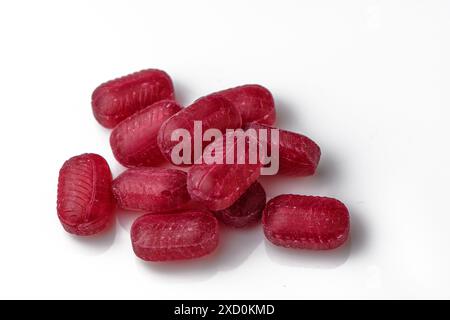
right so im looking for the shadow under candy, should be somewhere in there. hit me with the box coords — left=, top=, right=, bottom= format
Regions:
left=273, top=96, right=302, bottom=129
left=68, top=217, right=117, bottom=255
left=135, top=223, right=264, bottom=282
left=264, top=238, right=351, bottom=269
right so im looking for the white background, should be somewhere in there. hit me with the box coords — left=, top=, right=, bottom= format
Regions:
left=0, top=0, right=449, bottom=299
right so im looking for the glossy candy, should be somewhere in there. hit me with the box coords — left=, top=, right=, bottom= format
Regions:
left=247, top=122, right=321, bottom=176
left=110, top=100, right=181, bottom=167
left=157, top=94, right=242, bottom=164
left=214, top=181, right=266, bottom=228
left=112, top=168, right=190, bottom=213
left=216, top=84, right=276, bottom=125
left=187, top=131, right=262, bottom=211
left=57, top=153, right=114, bottom=236
left=131, top=210, right=219, bottom=261
left=263, top=195, right=350, bottom=250
left=92, top=69, right=174, bottom=128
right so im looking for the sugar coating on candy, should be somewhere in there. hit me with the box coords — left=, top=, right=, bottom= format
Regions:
left=57, top=153, right=114, bottom=236
left=216, top=84, right=276, bottom=125
left=110, top=100, right=181, bottom=167
left=92, top=69, right=174, bottom=128
left=157, top=94, right=242, bottom=164
left=112, top=167, right=190, bottom=213
left=131, top=210, right=219, bottom=261
left=247, top=122, right=321, bottom=176
left=263, top=195, right=350, bottom=250
left=214, top=181, right=266, bottom=228
left=187, top=131, right=262, bottom=211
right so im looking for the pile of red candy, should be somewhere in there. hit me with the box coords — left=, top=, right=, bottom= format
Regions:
left=57, top=69, right=350, bottom=262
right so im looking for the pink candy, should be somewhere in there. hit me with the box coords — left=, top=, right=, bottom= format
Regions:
left=92, top=69, right=174, bottom=128
left=187, top=131, right=262, bottom=211
left=263, top=195, right=350, bottom=250
left=214, top=181, right=266, bottom=228
left=158, top=94, right=242, bottom=164
left=57, top=153, right=114, bottom=236
left=131, top=210, right=219, bottom=261
left=110, top=100, right=181, bottom=167
left=247, top=122, right=321, bottom=176
left=112, top=168, right=190, bottom=213
left=215, top=84, right=276, bottom=125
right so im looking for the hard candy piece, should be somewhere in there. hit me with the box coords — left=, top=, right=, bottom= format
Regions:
left=110, top=100, right=182, bottom=167
left=187, top=131, right=262, bottom=211
left=247, top=122, right=321, bottom=176
left=263, top=195, right=350, bottom=250
left=214, top=181, right=266, bottom=228
left=157, top=94, right=242, bottom=164
left=131, top=210, right=219, bottom=261
left=92, top=69, right=174, bottom=128
left=112, top=168, right=190, bottom=213
left=57, top=153, right=114, bottom=236
left=215, top=84, right=276, bottom=125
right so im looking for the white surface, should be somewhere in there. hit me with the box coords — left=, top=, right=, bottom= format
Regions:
left=0, top=0, right=449, bottom=299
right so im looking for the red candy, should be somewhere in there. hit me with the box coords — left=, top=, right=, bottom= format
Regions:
left=59, top=67, right=356, bottom=261
left=112, top=168, right=190, bottom=213
left=57, top=153, right=114, bottom=236
left=187, top=131, right=262, bottom=211
left=131, top=210, right=219, bottom=261
left=247, top=122, right=321, bottom=176
left=157, top=95, right=242, bottom=164
left=92, top=69, right=174, bottom=128
left=263, top=195, right=350, bottom=250
left=214, top=181, right=266, bottom=228
left=216, top=85, right=276, bottom=125
left=110, top=100, right=181, bottom=167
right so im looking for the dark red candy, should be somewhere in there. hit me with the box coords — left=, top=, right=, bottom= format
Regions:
left=112, top=168, right=190, bottom=213
left=110, top=100, right=181, bottom=167
left=157, top=95, right=242, bottom=164
left=131, top=210, right=219, bottom=261
left=216, top=85, right=276, bottom=125
left=214, top=181, right=266, bottom=228
left=263, top=195, right=350, bottom=250
left=187, top=131, right=262, bottom=211
left=57, top=153, right=114, bottom=236
left=92, top=69, right=174, bottom=128
left=247, top=122, right=321, bottom=176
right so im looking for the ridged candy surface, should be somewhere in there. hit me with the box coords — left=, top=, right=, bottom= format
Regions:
left=57, top=153, right=114, bottom=236
left=247, top=122, right=321, bottom=176
left=110, top=100, right=181, bottom=167
left=216, top=84, right=276, bottom=125
left=157, top=95, right=242, bottom=164
left=263, top=195, right=350, bottom=250
left=214, top=181, right=266, bottom=228
left=131, top=210, right=219, bottom=261
left=112, top=168, right=190, bottom=213
left=187, top=131, right=262, bottom=211
left=92, top=69, right=174, bottom=128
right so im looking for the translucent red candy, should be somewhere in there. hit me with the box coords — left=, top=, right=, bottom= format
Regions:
left=57, top=153, right=114, bottom=236
left=247, top=122, right=321, bottom=176
left=187, top=131, right=262, bottom=211
left=214, top=181, right=266, bottom=228
left=157, top=94, right=242, bottom=164
left=92, top=69, right=175, bottom=128
left=262, top=195, right=350, bottom=250
left=110, top=100, right=181, bottom=167
left=131, top=210, right=219, bottom=261
left=61, top=68, right=354, bottom=260
left=216, top=84, right=276, bottom=125
left=112, top=168, right=190, bottom=213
